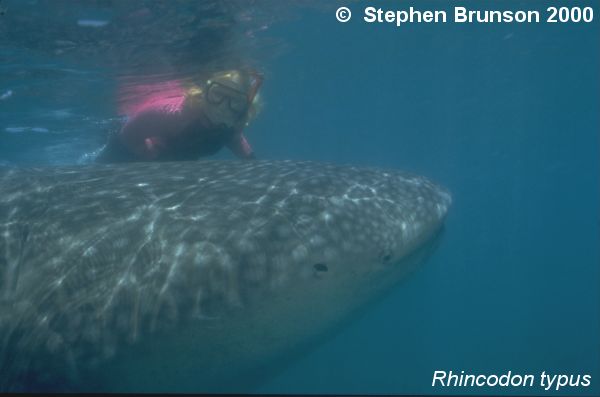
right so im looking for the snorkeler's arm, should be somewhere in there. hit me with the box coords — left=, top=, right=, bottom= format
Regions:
left=226, top=132, right=255, bottom=160
left=119, top=110, right=170, bottom=160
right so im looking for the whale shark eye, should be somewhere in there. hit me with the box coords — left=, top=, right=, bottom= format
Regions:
left=313, top=263, right=328, bottom=273
left=381, top=253, right=392, bottom=264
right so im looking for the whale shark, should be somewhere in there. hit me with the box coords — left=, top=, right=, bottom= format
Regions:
left=0, top=160, right=451, bottom=392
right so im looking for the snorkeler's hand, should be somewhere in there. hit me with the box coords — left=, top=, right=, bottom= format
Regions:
left=144, top=136, right=166, bottom=159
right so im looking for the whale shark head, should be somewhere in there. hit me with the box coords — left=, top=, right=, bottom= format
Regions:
left=0, top=160, right=451, bottom=392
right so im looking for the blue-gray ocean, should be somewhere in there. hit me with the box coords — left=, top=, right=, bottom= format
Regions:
left=0, top=0, right=598, bottom=395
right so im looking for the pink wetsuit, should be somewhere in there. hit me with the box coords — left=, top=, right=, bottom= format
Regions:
left=110, top=80, right=254, bottom=162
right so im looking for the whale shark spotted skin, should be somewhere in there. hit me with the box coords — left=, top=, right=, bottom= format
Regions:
left=0, top=160, right=451, bottom=392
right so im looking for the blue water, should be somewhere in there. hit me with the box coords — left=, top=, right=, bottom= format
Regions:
left=1, top=0, right=598, bottom=395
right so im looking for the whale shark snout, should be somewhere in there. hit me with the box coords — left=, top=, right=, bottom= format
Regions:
left=0, top=160, right=451, bottom=392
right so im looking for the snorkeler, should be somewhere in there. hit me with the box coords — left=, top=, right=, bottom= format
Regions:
left=96, top=69, right=262, bottom=163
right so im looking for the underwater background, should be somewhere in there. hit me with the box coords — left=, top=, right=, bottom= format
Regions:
left=0, top=0, right=598, bottom=395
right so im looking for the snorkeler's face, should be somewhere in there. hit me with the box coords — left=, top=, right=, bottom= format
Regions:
left=204, top=82, right=249, bottom=129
